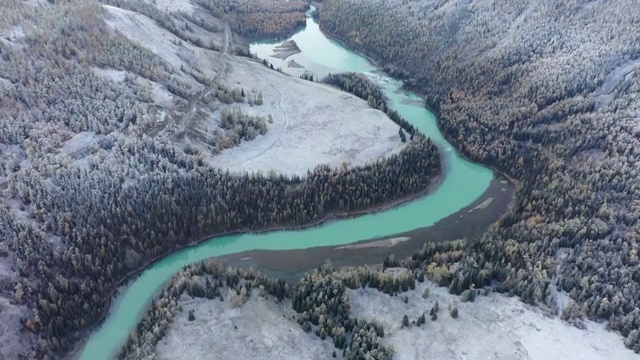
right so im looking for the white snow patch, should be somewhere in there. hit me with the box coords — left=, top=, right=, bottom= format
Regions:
left=207, top=57, right=406, bottom=176
left=0, top=296, right=34, bottom=359
left=91, top=67, right=129, bottom=82
left=148, top=79, right=175, bottom=107
left=156, top=291, right=336, bottom=360
left=102, top=5, right=223, bottom=89
left=0, top=256, right=15, bottom=279
left=349, top=280, right=636, bottom=360
left=151, top=0, right=195, bottom=14
left=0, top=77, right=14, bottom=90
left=59, top=131, right=98, bottom=155
left=8, top=26, right=24, bottom=41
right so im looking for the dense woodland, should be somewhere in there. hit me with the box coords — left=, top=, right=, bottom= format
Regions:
left=324, top=72, right=417, bottom=136
left=0, top=0, right=441, bottom=358
left=318, top=0, right=640, bottom=351
left=193, top=0, right=308, bottom=40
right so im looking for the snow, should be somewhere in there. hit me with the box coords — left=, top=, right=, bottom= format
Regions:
left=349, top=278, right=637, bottom=360
left=0, top=296, right=34, bottom=360
left=98, top=4, right=403, bottom=177
left=206, top=57, right=406, bottom=176
left=59, top=131, right=98, bottom=156
left=91, top=67, right=129, bottom=83
left=150, top=0, right=195, bottom=14
left=0, top=77, right=14, bottom=90
left=148, top=80, right=176, bottom=107
left=156, top=291, right=336, bottom=360
left=102, top=5, right=223, bottom=90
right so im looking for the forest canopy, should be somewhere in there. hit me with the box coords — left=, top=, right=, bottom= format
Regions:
left=318, top=0, right=640, bottom=352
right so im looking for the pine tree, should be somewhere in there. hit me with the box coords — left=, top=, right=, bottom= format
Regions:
left=402, top=314, right=409, bottom=327
left=450, top=307, right=459, bottom=319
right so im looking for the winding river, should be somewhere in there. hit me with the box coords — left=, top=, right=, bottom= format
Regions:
left=78, top=11, right=493, bottom=360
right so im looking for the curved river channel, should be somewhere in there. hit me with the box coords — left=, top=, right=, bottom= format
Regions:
left=79, top=11, right=493, bottom=360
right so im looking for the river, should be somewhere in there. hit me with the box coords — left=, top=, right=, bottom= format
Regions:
left=77, top=12, right=493, bottom=360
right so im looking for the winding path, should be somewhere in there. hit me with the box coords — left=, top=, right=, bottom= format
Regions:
left=234, top=60, right=290, bottom=166
left=66, top=18, right=232, bottom=159
left=177, top=24, right=232, bottom=138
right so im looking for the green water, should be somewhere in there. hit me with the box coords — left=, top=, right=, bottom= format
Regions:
left=79, top=15, right=493, bottom=360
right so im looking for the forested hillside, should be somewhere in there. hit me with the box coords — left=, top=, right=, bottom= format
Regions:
left=193, top=0, right=308, bottom=40
left=0, top=0, right=440, bottom=358
left=318, top=0, right=640, bottom=351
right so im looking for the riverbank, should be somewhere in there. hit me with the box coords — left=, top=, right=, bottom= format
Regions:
left=221, top=173, right=513, bottom=282
left=76, top=10, right=496, bottom=359
left=317, top=14, right=521, bottom=191
left=66, top=168, right=444, bottom=359
left=323, top=26, right=521, bottom=190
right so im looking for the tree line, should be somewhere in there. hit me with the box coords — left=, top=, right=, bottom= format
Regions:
left=117, top=238, right=485, bottom=359
left=324, top=72, right=417, bottom=136
left=192, top=0, right=308, bottom=40
left=6, top=130, right=438, bottom=355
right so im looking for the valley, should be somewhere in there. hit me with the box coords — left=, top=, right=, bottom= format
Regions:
left=0, top=0, right=638, bottom=359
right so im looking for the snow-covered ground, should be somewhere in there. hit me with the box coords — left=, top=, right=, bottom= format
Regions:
left=102, top=5, right=223, bottom=89
left=156, top=290, right=336, bottom=360
left=59, top=131, right=98, bottom=155
left=152, top=0, right=195, bottom=14
left=0, top=291, right=34, bottom=359
left=154, top=270, right=636, bottom=360
left=349, top=278, right=637, bottom=360
left=91, top=67, right=128, bottom=83
left=99, top=4, right=404, bottom=177
left=205, top=56, right=406, bottom=176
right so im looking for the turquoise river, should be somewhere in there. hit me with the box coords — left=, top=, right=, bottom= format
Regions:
left=78, top=12, right=493, bottom=360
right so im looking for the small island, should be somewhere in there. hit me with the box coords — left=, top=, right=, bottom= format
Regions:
left=271, top=40, right=302, bottom=60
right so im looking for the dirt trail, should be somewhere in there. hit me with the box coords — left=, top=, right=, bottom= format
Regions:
left=234, top=61, right=290, bottom=167
left=177, top=24, right=231, bottom=138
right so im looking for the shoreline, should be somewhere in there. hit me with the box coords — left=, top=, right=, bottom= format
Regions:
left=315, top=16, right=521, bottom=191
left=319, top=25, right=382, bottom=69
left=67, top=172, right=444, bottom=358
left=221, top=173, right=514, bottom=282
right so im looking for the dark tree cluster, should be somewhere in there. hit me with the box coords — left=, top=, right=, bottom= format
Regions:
left=324, top=72, right=417, bottom=135
left=219, top=108, right=269, bottom=142
left=324, top=73, right=387, bottom=111
left=193, top=0, right=308, bottom=40
left=293, top=266, right=351, bottom=348
left=300, top=73, right=317, bottom=82
left=318, top=0, right=640, bottom=351
left=292, top=264, right=392, bottom=359
left=342, top=319, right=393, bottom=360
